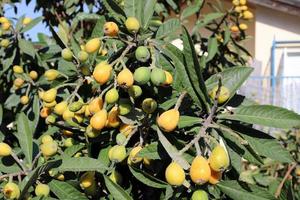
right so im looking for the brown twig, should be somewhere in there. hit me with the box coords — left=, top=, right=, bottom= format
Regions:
left=174, top=91, right=187, bottom=110
left=0, top=171, right=28, bottom=181
left=110, top=44, right=135, bottom=67
left=275, top=163, right=297, bottom=198
left=179, top=77, right=222, bottom=155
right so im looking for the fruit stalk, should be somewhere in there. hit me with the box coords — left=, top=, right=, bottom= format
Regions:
left=275, top=163, right=297, bottom=198
left=11, top=152, right=27, bottom=172
left=110, top=44, right=135, bottom=67
left=174, top=91, right=187, bottom=110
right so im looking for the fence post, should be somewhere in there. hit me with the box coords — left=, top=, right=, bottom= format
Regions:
left=271, top=40, right=276, bottom=105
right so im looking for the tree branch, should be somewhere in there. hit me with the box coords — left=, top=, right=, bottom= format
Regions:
left=275, top=163, right=297, bottom=198
left=179, top=77, right=222, bottom=155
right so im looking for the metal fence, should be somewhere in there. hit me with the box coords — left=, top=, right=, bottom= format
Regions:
left=239, top=76, right=300, bottom=114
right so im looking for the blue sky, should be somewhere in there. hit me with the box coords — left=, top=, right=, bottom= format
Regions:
left=4, top=1, right=50, bottom=41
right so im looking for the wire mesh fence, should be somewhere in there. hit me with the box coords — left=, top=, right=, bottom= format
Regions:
left=239, top=76, right=300, bottom=114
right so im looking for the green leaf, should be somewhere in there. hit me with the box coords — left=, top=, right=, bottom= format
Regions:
left=91, top=16, right=105, bottom=38
left=104, top=175, right=133, bottom=200
left=206, top=36, right=218, bottom=62
left=49, top=179, right=88, bottom=200
left=178, top=116, right=202, bottom=129
left=102, top=0, right=126, bottom=23
left=217, top=180, right=276, bottom=200
left=166, top=0, right=178, bottom=10
left=182, top=26, right=210, bottom=109
left=19, top=160, right=61, bottom=199
left=218, top=105, right=300, bottom=129
left=20, top=17, right=43, bottom=33
left=124, top=0, right=143, bottom=23
left=28, top=95, right=40, bottom=134
left=137, top=142, right=160, bottom=160
left=219, top=127, right=263, bottom=165
left=16, top=113, right=33, bottom=166
left=19, top=38, right=36, bottom=57
left=129, top=166, right=168, bottom=188
left=142, top=0, right=157, bottom=29
left=205, top=67, right=254, bottom=98
left=58, top=59, right=77, bottom=77
left=234, top=126, right=294, bottom=163
left=156, top=18, right=181, bottom=40
left=57, top=23, right=69, bottom=46
left=192, top=12, right=224, bottom=34
left=56, top=157, right=108, bottom=173
left=97, top=146, right=111, bottom=168
left=157, top=127, right=190, bottom=170
left=63, top=144, right=85, bottom=158
left=0, top=49, right=16, bottom=77
left=158, top=43, right=201, bottom=107
left=4, top=94, right=20, bottom=109
left=180, top=0, right=203, bottom=20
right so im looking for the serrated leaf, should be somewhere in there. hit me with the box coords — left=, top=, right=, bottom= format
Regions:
left=180, top=0, right=203, bottom=20
left=20, top=16, right=43, bottom=33
left=157, top=127, right=190, bottom=170
left=233, top=125, right=294, bottom=163
left=156, top=18, right=181, bottom=40
left=219, top=127, right=263, bottom=165
left=142, top=0, right=156, bottom=29
left=137, top=142, right=160, bottom=160
left=219, top=105, right=300, bottom=129
left=104, top=175, right=133, bottom=200
left=129, top=166, right=167, bottom=188
left=56, top=157, right=107, bottom=173
left=49, top=180, right=88, bottom=200
left=182, top=26, right=210, bottom=109
left=206, top=67, right=254, bottom=99
left=16, top=113, right=33, bottom=166
left=158, top=43, right=202, bottom=107
left=218, top=180, right=276, bottom=200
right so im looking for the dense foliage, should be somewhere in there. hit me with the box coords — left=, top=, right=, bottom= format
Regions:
left=0, top=0, right=299, bottom=199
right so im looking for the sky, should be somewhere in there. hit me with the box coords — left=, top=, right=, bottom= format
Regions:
left=4, top=1, right=50, bottom=41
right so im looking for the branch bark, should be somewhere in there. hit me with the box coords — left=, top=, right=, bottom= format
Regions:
left=275, top=163, right=297, bottom=198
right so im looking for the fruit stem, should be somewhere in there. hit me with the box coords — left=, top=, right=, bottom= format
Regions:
left=0, top=171, right=29, bottom=181
left=174, top=91, right=187, bottom=110
left=110, top=44, right=135, bottom=67
left=11, top=152, right=27, bottom=172
left=275, top=163, right=297, bottom=198
left=55, top=82, right=77, bottom=90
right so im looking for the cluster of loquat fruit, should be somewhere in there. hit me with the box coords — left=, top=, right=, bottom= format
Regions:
left=0, top=10, right=233, bottom=198
left=230, top=0, right=254, bottom=33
